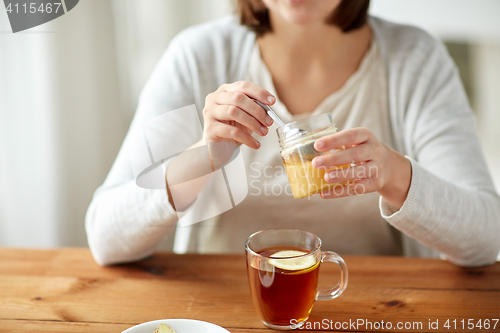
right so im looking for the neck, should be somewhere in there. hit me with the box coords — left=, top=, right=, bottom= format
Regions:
left=257, top=11, right=371, bottom=66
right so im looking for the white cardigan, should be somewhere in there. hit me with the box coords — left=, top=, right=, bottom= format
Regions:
left=85, top=15, right=500, bottom=266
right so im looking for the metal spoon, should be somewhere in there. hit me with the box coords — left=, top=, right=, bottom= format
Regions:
left=251, top=98, right=286, bottom=127
left=251, top=98, right=305, bottom=139
left=252, top=98, right=319, bottom=157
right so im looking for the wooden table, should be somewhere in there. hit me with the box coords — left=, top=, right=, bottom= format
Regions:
left=0, top=248, right=499, bottom=332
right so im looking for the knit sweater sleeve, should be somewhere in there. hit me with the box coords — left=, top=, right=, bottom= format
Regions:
left=379, top=29, right=500, bottom=267
left=85, top=31, right=197, bottom=266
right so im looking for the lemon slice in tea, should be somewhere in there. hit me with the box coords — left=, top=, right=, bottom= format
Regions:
left=268, top=250, right=317, bottom=271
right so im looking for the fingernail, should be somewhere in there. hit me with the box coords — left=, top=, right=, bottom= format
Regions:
left=265, top=115, right=273, bottom=125
left=261, top=126, right=268, bottom=135
left=316, top=141, right=325, bottom=149
left=267, top=96, right=275, bottom=103
left=254, top=139, right=261, bottom=148
left=329, top=172, right=337, bottom=179
left=314, top=157, right=323, bottom=166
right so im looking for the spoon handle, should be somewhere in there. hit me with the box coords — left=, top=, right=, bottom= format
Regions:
left=251, top=98, right=286, bottom=127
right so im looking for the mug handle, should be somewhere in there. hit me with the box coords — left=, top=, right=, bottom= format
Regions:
left=316, top=251, right=348, bottom=301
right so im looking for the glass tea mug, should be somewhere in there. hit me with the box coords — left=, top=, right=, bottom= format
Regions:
left=245, top=229, right=348, bottom=330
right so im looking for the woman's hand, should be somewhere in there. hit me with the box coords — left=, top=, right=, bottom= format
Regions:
left=312, top=127, right=412, bottom=209
left=203, top=81, right=276, bottom=149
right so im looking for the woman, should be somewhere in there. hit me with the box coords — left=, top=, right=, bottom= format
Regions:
left=86, top=0, right=500, bottom=266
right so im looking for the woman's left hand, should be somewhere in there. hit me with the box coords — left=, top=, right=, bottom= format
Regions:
left=312, top=127, right=412, bottom=209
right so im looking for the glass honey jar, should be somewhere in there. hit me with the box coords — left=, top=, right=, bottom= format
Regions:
left=277, top=113, right=349, bottom=199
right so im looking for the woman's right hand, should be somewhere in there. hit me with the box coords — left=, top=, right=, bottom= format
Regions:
left=203, top=81, right=276, bottom=149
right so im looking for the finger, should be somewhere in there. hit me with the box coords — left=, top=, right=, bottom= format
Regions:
left=214, top=91, right=273, bottom=126
left=314, top=127, right=373, bottom=152
left=211, top=105, right=268, bottom=136
left=312, top=143, right=372, bottom=169
left=323, top=161, right=378, bottom=183
left=221, top=81, right=276, bottom=106
left=209, top=121, right=261, bottom=149
left=319, top=178, right=378, bottom=199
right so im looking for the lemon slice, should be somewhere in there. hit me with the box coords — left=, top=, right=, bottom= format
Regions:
left=268, top=250, right=317, bottom=271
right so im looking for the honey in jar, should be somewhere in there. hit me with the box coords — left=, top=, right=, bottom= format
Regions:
left=277, top=113, right=349, bottom=199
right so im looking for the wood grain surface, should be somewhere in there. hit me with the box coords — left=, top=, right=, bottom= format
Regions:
left=0, top=248, right=499, bottom=332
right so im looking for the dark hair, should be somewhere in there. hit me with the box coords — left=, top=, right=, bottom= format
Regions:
left=238, top=0, right=370, bottom=36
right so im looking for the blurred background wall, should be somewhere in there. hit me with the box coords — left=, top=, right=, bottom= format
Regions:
left=0, top=0, right=498, bottom=248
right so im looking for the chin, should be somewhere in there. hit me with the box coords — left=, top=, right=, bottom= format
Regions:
left=266, top=0, right=339, bottom=26
left=282, top=12, right=320, bottom=25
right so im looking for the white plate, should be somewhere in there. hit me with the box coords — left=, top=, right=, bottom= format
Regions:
left=121, top=319, right=231, bottom=333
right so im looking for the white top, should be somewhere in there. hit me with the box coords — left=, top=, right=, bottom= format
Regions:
left=85, top=16, right=500, bottom=267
